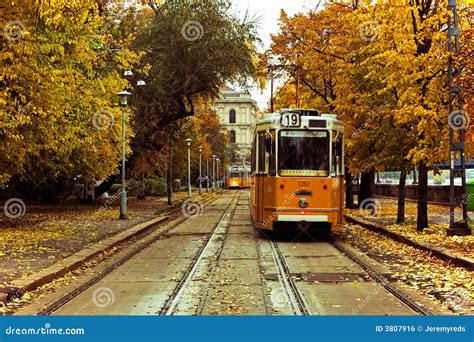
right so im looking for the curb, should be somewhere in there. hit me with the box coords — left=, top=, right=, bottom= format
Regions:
left=0, top=191, right=221, bottom=306
left=0, top=215, right=170, bottom=306
left=344, top=214, right=474, bottom=271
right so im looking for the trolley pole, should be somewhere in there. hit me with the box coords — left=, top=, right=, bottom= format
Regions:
left=447, top=0, right=470, bottom=235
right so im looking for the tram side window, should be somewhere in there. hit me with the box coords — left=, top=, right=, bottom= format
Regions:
left=268, top=130, right=276, bottom=176
left=251, top=139, right=256, bottom=173
left=332, top=132, right=343, bottom=175
left=258, top=132, right=266, bottom=173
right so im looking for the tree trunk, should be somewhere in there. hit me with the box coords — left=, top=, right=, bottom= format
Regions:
left=358, top=170, right=375, bottom=205
left=345, top=167, right=354, bottom=208
left=417, top=162, right=428, bottom=231
left=167, top=138, right=173, bottom=206
left=412, top=168, right=418, bottom=184
left=396, top=169, right=407, bottom=223
left=137, top=172, right=146, bottom=200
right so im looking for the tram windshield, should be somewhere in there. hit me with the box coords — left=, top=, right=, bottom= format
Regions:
left=278, top=130, right=329, bottom=177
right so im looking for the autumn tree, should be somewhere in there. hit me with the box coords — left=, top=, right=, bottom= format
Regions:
left=133, top=0, right=258, bottom=125
left=94, top=0, right=260, bottom=197
left=266, top=0, right=472, bottom=230
left=1, top=0, right=139, bottom=200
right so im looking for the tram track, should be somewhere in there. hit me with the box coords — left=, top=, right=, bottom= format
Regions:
left=268, top=240, right=311, bottom=315
left=265, top=234, right=433, bottom=316
left=31, top=191, right=230, bottom=315
left=332, top=240, right=433, bottom=316
left=160, top=191, right=240, bottom=315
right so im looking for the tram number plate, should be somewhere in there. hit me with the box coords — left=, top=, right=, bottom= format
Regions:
left=281, top=112, right=301, bottom=127
left=298, top=181, right=310, bottom=187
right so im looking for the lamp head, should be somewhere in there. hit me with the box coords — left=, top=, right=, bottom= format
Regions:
left=117, top=90, right=132, bottom=106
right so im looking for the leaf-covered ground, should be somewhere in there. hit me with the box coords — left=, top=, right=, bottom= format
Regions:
left=347, top=198, right=474, bottom=259
left=0, top=193, right=187, bottom=286
left=337, top=224, right=473, bottom=315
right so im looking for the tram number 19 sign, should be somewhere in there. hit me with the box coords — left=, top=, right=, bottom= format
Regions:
left=281, top=112, right=301, bottom=127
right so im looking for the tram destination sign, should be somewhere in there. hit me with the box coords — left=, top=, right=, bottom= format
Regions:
left=280, top=111, right=301, bottom=127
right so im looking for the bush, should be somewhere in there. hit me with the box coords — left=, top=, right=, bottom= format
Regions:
left=144, top=177, right=167, bottom=196
left=127, top=177, right=167, bottom=197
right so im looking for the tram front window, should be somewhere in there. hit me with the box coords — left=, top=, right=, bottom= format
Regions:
left=278, top=130, right=329, bottom=177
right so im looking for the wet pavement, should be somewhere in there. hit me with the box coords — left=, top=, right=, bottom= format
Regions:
left=27, top=191, right=425, bottom=315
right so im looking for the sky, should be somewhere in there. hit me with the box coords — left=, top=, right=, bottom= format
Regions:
left=230, top=0, right=321, bottom=111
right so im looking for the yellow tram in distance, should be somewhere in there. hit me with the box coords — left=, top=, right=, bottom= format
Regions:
left=250, top=109, right=344, bottom=234
left=226, top=165, right=251, bottom=189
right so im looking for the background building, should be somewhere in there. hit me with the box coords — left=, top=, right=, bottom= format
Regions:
left=213, top=86, right=257, bottom=164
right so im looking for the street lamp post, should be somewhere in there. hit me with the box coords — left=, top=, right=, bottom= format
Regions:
left=186, top=139, right=192, bottom=197
left=117, top=90, right=132, bottom=219
left=212, top=155, right=216, bottom=190
left=216, top=158, right=221, bottom=188
left=116, top=71, right=146, bottom=219
left=198, top=146, right=203, bottom=195
left=206, top=160, right=210, bottom=192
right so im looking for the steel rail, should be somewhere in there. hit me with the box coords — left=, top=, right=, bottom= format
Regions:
left=269, top=240, right=311, bottom=315
left=332, top=241, right=433, bottom=316
left=160, top=191, right=240, bottom=315
left=36, top=192, right=224, bottom=315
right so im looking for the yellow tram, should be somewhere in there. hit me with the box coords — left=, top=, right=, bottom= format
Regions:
left=250, top=109, right=344, bottom=233
left=226, top=165, right=251, bottom=189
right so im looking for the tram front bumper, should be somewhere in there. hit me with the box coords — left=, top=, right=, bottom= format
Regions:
left=277, top=214, right=328, bottom=222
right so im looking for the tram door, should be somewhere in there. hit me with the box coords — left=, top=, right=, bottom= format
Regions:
left=256, top=132, right=266, bottom=224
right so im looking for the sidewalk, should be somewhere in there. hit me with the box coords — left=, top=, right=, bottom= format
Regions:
left=345, top=197, right=473, bottom=260
left=0, top=193, right=189, bottom=286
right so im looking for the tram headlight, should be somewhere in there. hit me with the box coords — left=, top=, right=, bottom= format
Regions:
left=299, top=198, right=308, bottom=208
